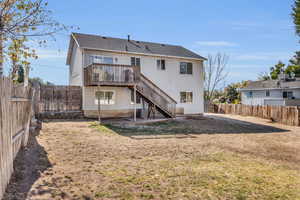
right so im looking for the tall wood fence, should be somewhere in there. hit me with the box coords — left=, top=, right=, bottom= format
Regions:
left=0, top=77, right=34, bottom=199
left=213, top=104, right=300, bottom=126
left=34, top=85, right=82, bottom=113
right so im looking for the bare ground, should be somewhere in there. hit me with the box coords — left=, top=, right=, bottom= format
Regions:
left=4, top=114, right=300, bottom=200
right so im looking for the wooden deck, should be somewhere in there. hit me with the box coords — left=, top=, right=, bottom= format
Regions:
left=84, top=63, right=140, bottom=86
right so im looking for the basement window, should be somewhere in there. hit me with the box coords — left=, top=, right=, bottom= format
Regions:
left=95, top=91, right=115, bottom=105
left=180, top=92, right=193, bottom=103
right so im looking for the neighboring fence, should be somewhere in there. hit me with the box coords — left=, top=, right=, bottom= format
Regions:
left=0, top=77, right=34, bottom=199
left=34, top=85, right=82, bottom=113
left=212, top=104, right=300, bottom=126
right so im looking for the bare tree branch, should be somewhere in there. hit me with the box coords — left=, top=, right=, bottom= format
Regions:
left=204, top=53, right=229, bottom=102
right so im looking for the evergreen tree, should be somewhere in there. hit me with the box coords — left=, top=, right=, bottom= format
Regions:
left=292, top=0, right=300, bottom=37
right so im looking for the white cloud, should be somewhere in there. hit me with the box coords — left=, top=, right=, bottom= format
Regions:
left=233, top=52, right=292, bottom=61
left=35, top=49, right=67, bottom=59
left=196, top=41, right=238, bottom=47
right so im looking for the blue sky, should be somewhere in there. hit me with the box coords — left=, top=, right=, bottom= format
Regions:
left=22, top=0, right=299, bottom=85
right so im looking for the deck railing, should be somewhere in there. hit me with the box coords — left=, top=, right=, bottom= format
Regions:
left=84, top=63, right=140, bottom=86
left=137, top=74, right=177, bottom=117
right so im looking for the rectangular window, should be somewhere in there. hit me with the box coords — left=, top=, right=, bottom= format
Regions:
left=180, top=62, right=193, bottom=74
left=131, top=57, right=141, bottom=66
left=89, top=55, right=114, bottom=65
left=266, top=90, right=270, bottom=97
left=95, top=91, right=115, bottom=105
left=180, top=92, right=193, bottom=103
left=246, top=91, right=253, bottom=98
left=157, top=59, right=166, bottom=70
left=283, top=91, right=293, bottom=99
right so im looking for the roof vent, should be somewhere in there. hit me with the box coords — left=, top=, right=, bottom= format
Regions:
left=136, top=41, right=140, bottom=43
left=127, top=35, right=130, bottom=41
left=102, top=36, right=107, bottom=39
left=125, top=45, right=128, bottom=51
left=161, top=44, right=165, bottom=46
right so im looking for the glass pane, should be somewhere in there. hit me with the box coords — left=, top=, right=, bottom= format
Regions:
left=157, top=60, right=161, bottom=69
left=180, top=92, right=186, bottom=103
left=180, top=62, right=187, bottom=74
left=161, top=60, right=166, bottom=70
left=136, top=58, right=141, bottom=67
left=131, top=57, right=136, bottom=66
left=103, top=57, right=113, bottom=64
left=187, top=63, right=193, bottom=74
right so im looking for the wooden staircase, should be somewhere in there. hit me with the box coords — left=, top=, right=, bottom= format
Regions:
left=130, top=74, right=177, bottom=118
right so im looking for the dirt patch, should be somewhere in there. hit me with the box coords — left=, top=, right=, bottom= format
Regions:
left=4, top=114, right=300, bottom=200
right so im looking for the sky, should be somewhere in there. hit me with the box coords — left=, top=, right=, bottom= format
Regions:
left=12, top=0, right=299, bottom=85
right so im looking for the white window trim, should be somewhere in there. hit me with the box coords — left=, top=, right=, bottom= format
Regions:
left=95, top=90, right=116, bottom=105
left=88, top=54, right=115, bottom=66
left=180, top=91, right=193, bottom=104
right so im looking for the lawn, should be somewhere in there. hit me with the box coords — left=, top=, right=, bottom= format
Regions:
left=4, top=114, right=300, bottom=200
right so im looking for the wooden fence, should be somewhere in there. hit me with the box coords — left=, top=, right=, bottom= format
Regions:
left=213, top=104, right=300, bottom=126
left=34, top=85, right=82, bottom=113
left=0, top=77, right=34, bottom=199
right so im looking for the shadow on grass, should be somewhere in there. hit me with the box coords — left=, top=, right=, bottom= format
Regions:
left=91, top=115, right=290, bottom=140
left=3, top=128, right=52, bottom=200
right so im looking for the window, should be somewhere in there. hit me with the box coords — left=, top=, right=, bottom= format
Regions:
left=266, top=90, right=270, bottom=97
left=88, top=55, right=114, bottom=65
left=131, top=57, right=141, bottom=66
left=283, top=91, right=293, bottom=99
left=157, top=59, right=166, bottom=70
left=95, top=91, right=115, bottom=105
left=180, top=62, right=193, bottom=74
left=246, top=91, right=253, bottom=98
left=180, top=92, right=193, bottom=103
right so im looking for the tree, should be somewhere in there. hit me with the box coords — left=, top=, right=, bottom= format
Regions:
left=270, top=61, right=285, bottom=80
left=0, top=0, right=71, bottom=77
left=292, top=0, right=300, bottom=37
left=289, top=51, right=300, bottom=65
left=29, top=77, right=54, bottom=85
left=223, top=81, right=249, bottom=104
left=258, top=72, right=271, bottom=81
left=204, top=53, right=229, bottom=102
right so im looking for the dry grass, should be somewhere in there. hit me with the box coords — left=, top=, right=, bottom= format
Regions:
left=4, top=114, right=300, bottom=200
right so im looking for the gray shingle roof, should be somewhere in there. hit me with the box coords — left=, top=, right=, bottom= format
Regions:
left=241, top=79, right=300, bottom=90
left=69, top=32, right=206, bottom=61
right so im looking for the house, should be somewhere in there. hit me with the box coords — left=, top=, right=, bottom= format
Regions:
left=66, top=33, right=206, bottom=119
left=240, top=73, right=300, bottom=106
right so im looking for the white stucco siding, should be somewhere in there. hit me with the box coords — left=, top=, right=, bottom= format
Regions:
left=69, top=44, right=83, bottom=86
left=83, top=50, right=204, bottom=114
left=83, top=86, right=137, bottom=110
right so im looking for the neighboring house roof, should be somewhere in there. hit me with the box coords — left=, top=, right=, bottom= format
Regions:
left=66, top=33, right=206, bottom=65
left=240, top=79, right=300, bottom=91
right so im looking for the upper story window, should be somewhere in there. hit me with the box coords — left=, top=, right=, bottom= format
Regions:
left=131, top=57, right=141, bottom=67
left=157, top=59, right=166, bottom=70
left=180, top=62, right=193, bottom=74
left=95, top=91, right=115, bottom=105
left=88, top=55, right=114, bottom=65
left=266, top=90, right=270, bottom=97
left=180, top=92, right=193, bottom=103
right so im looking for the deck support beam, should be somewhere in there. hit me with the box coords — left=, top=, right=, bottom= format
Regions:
left=134, top=84, right=137, bottom=122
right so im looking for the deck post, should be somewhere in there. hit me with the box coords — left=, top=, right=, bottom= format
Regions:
left=134, top=84, right=137, bottom=122
left=97, top=85, right=101, bottom=124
